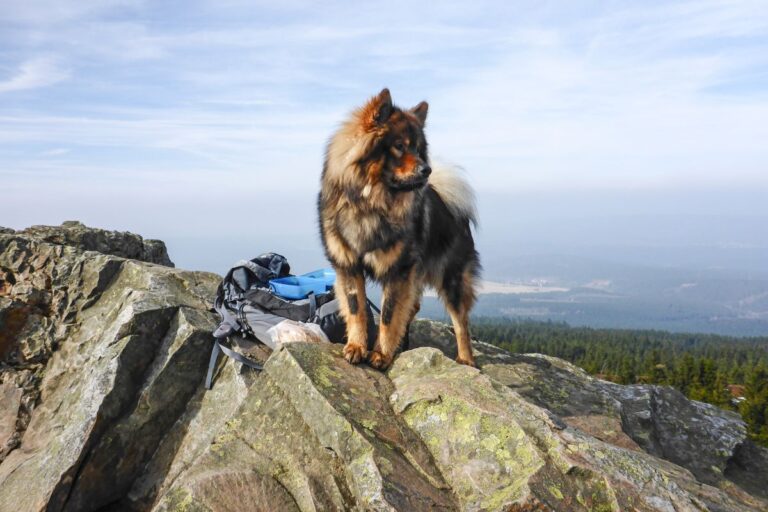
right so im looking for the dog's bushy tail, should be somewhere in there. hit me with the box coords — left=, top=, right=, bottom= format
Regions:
left=429, top=163, right=478, bottom=227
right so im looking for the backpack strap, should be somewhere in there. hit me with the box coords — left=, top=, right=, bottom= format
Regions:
left=366, top=298, right=381, bottom=314
left=236, top=302, right=253, bottom=337
left=242, top=288, right=331, bottom=322
left=204, top=340, right=221, bottom=389
left=214, top=295, right=242, bottom=336
left=205, top=337, right=264, bottom=389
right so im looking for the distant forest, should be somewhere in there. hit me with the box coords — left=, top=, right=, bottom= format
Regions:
left=472, top=318, right=768, bottom=447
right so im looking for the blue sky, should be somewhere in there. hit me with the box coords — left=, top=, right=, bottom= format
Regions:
left=1, top=0, right=767, bottom=273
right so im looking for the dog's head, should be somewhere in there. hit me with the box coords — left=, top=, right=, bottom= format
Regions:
left=355, top=88, right=431, bottom=192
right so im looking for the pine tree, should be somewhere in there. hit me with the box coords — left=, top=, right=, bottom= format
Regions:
left=741, top=366, right=768, bottom=445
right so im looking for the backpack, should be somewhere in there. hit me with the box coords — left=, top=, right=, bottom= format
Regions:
left=205, top=253, right=378, bottom=389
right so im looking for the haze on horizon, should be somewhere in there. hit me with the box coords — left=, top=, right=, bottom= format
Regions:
left=1, top=0, right=767, bottom=279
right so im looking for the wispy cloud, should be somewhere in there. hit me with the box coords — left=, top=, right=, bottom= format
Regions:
left=39, top=147, right=70, bottom=156
left=0, top=57, right=69, bottom=93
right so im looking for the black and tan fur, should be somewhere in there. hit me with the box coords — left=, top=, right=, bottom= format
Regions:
left=318, top=88, right=480, bottom=370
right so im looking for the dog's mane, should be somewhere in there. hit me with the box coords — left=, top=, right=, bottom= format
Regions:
left=324, top=105, right=382, bottom=188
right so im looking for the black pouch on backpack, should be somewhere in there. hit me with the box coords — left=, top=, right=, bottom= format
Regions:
left=311, top=297, right=377, bottom=346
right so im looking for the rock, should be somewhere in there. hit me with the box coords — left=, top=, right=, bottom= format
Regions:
left=724, top=440, right=768, bottom=502
left=413, top=321, right=768, bottom=504
left=149, top=344, right=767, bottom=512
left=388, top=347, right=762, bottom=511
left=560, top=415, right=643, bottom=452
left=0, top=380, right=23, bottom=458
left=614, top=382, right=747, bottom=486
left=127, top=359, right=255, bottom=510
left=0, top=222, right=767, bottom=511
left=152, top=342, right=456, bottom=511
left=0, top=224, right=216, bottom=510
left=17, top=221, right=174, bottom=267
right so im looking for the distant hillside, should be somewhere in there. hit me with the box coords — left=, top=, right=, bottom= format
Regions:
left=420, top=254, right=768, bottom=336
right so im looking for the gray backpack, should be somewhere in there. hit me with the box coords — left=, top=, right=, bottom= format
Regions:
left=205, top=253, right=377, bottom=389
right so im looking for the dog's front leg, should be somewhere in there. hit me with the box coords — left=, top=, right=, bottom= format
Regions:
left=369, top=270, right=421, bottom=370
left=335, top=267, right=369, bottom=364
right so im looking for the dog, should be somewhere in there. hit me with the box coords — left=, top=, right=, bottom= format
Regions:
left=318, top=88, right=480, bottom=370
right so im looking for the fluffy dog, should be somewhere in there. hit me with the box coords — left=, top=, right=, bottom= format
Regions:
left=318, top=88, right=480, bottom=369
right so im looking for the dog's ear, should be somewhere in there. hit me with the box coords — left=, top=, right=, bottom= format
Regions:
left=411, top=101, right=428, bottom=126
left=364, top=88, right=393, bottom=128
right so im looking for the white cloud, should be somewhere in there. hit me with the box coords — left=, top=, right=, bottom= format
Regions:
left=0, top=57, right=69, bottom=93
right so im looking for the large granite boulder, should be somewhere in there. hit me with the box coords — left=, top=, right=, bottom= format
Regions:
left=0, top=223, right=766, bottom=511
left=0, top=225, right=213, bottom=510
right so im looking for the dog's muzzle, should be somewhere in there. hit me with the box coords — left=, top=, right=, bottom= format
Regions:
left=416, top=164, right=432, bottom=179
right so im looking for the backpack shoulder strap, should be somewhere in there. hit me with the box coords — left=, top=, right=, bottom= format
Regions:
left=205, top=338, right=264, bottom=389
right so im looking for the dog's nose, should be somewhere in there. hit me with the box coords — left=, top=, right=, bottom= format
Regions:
left=418, top=165, right=432, bottom=178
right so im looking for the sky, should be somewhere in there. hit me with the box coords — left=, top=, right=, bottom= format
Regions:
left=1, top=0, right=767, bottom=275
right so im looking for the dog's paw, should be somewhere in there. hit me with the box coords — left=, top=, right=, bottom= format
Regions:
left=343, top=343, right=367, bottom=364
left=368, top=350, right=393, bottom=370
left=455, top=355, right=476, bottom=367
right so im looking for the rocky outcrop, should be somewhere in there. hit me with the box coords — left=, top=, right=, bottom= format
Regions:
left=410, top=321, right=768, bottom=503
left=1, top=223, right=767, bottom=511
left=3, top=221, right=173, bottom=267
left=0, top=224, right=211, bottom=511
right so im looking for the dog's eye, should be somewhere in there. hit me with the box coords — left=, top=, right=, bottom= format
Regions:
left=394, top=141, right=405, bottom=152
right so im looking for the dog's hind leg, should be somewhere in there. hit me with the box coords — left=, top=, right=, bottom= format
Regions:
left=335, top=268, right=369, bottom=364
left=369, top=270, right=422, bottom=370
left=440, top=268, right=477, bottom=367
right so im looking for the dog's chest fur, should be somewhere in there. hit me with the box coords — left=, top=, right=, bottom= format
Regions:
left=336, top=202, right=404, bottom=254
left=328, top=189, right=420, bottom=278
